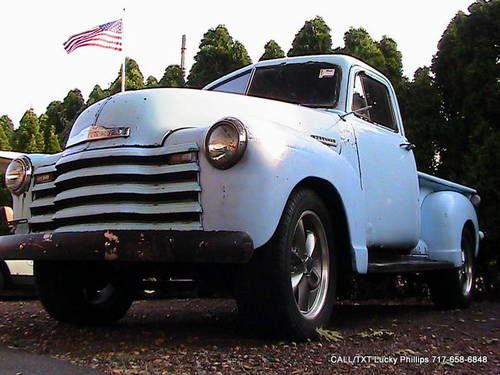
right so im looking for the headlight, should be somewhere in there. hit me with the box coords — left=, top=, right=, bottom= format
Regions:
left=205, top=117, right=247, bottom=169
left=5, top=156, right=32, bottom=195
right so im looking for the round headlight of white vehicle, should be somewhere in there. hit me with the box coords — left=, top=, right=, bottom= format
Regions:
left=5, top=156, right=32, bottom=195
left=205, top=117, right=247, bottom=169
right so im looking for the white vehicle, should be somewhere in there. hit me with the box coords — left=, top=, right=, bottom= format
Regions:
left=0, top=55, right=481, bottom=338
left=0, top=151, right=34, bottom=291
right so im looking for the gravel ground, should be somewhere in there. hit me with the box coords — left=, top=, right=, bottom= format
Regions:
left=0, top=298, right=498, bottom=374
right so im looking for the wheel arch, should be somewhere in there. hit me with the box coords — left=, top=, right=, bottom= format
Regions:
left=463, top=219, right=477, bottom=257
left=292, top=177, right=358, bottom=277
left=421, top=190, right=479, bottom=266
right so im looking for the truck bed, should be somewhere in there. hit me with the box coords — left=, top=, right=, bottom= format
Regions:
left=418, top=172, right=476, bottom=196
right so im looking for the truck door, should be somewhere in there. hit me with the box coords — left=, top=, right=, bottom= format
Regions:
left=348, top=69, right=420, bottom=249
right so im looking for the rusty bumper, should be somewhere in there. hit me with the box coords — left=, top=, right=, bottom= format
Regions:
left=0, top=230, right=254, bottom=264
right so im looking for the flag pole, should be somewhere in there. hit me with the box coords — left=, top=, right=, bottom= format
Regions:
left=121, top=8, right=126, bottom=93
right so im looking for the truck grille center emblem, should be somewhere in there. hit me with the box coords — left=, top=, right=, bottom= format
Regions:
left=87, top=125, right=131, bottom=141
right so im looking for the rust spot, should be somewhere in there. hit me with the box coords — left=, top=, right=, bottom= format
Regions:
left=104, top=245, right=118, bottom=261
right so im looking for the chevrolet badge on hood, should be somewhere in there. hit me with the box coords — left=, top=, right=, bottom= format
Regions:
left=87, top=125, right=131, bottom=141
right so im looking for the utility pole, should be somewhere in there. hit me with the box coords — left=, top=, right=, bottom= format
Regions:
left=180, top=34, right=186, bottom=75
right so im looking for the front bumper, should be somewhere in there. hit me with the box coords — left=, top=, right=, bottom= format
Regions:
left=0, top=230, right=254, bottom=264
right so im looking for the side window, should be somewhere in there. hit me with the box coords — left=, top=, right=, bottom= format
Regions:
left=351, top=73, right=397, bottom=131
left=211, top=71, right=251, bottom=94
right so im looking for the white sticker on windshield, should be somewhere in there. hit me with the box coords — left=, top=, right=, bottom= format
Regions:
left=319, top=68, right=336, bottom=78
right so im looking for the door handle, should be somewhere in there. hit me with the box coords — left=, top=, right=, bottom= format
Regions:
left=400, top=142, right=416, bottom=151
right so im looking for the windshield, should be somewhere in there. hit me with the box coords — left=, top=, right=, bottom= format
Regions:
left=247, top=62, right=340, bottom=108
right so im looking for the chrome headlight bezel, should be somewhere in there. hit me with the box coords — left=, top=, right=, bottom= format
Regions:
left=5, top=156, right=32, bottom=195
left=205, top=117, right=247, bottom=170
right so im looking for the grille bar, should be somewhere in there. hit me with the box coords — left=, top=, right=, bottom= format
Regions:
left=53, top=201, right=202, bottom=220
left=54, top=182, right=201, bottom=203
left=56, top=142, right=198, bottom=167
left=55, top=163, right=199, bottom=185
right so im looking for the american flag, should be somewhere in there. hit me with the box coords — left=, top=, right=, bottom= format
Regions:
left=63, top=19, right=123, bottom=54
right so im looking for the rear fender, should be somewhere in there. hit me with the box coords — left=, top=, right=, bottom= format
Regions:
left=421, top=191, right=479, bottom=266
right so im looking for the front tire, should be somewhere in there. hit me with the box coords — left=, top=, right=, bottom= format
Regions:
left=35, top=261, right=134, bottom=325
left=236, top=189, right=337, bottom=339
left=429, top=227, right=476, bottom=309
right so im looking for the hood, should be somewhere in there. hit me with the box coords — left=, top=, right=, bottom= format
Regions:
left=67, top=88, right=339, bottom=149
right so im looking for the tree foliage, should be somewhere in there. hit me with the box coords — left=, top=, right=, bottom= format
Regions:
left=187, top=25, right=251, bottom=88
left=145, top=75, right=159, bottom=88
left=401, top=67, right=445, bottom=173
left=342, top=28, right=385, bottom=71
left=14, top=109, right=44, bottom=153
left=159, top=65, right=185, bottom=88
left=288, top=16, right=332, bottom=57
left=0, top=115, right=14, bottom=150
left=432, top=0, right=499, bottom=244
left=39, top=114, right=62, bottom=153
left=108, top=57, right=145, bottom=94
left=259, top=40, right=285, bottom=61
left=0, top=125, right=11, bottom=151
left=87, top=84, right=108, bottom=105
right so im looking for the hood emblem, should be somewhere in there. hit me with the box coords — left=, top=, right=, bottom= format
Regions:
left=87, top=125, right=131, bottom=141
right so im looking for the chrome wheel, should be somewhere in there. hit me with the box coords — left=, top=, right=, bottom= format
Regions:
left=85, top=283, right=116, bottom=305
left=459, top=235, right=474, bottom=297
left=290, top=210, right=330, bottom=320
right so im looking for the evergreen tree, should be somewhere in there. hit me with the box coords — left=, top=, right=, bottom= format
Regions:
left=44, top=101, right=64, bottom=134
left=14, top=108, right=44, bottom=153
left=39, top=114, right=62, bottom=153
left=288, top=16, right=332, bottom=57
left=432, top=0, right=499, bottom=248
left=0, top=126, right=11, bottom=151
left=108, top=57, right=145, bottom=94
left=401, top=67, right=445, bottom=173
left=341, top=27, right=385, bottom=70
left=259, top=40, right=285, bottom=61
left=377, top=36, right=405, bottom=92
left=159, top=65, right=185, bottom=88
left=145, top=75, right=159, bottom=88
left=187, top=25, right=251, bottom=88
left=43, top=124, right=62, bottom=153
left=87, top=84, right=108, bottom=105
left=0, top=115, right=14, bottom=148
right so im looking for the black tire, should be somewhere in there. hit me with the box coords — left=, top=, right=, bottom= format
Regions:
left=235, top=189, right=337, bottom=339
left=429, top=227, right=476, bottom=309
left=34, top=261, right=134, bottom=325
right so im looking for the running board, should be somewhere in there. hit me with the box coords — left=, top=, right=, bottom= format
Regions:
left=367, top=255, right=456, bottom=273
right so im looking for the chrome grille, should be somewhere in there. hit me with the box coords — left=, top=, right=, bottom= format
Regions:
left=30, top=143, right=202, bottom=232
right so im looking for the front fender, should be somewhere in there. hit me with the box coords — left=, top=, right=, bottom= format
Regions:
left=166, top=118, right=368, bottom=273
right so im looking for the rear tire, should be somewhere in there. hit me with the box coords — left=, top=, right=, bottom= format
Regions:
left=429, top=227, right=475, bottom=309
left=35, top=261, right=134, bottom=325
left=236, top=189, right=337, bottom=339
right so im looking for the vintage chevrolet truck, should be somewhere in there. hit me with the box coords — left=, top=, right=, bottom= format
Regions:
left=0, top=55, right=481, bottom=338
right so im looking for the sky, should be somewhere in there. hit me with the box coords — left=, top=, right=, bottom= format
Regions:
left=0, top=0, right=473, bottom=126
